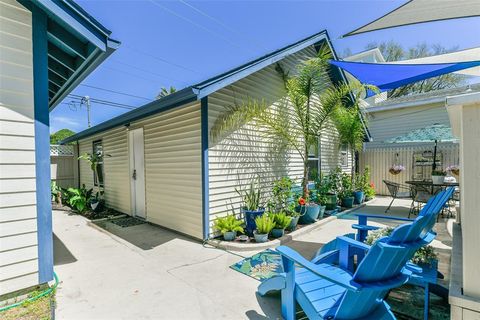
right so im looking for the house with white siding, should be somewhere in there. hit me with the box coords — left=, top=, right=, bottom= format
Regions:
left=0, top=0, right=117, bottom=297
left=62, top=31, right=357, bottom=241
left=359, top=85, right=480, bottom=194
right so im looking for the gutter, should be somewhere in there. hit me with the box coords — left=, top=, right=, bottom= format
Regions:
left=366, top=96, right=446, bottom=113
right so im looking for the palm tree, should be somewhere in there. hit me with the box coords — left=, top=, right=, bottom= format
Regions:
left=211, top=47, right=375, bottom=198
left=333, top=100, right=367, bottom=184
left=156, top=86, right=176, bottom=99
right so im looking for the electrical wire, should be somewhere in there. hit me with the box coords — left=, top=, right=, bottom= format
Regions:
left=123, top=43, right=201, bottom=75
left=103, top=65, right=165, bottom=84
left=68, top=94, right=138, bottom=110
left=178, top=0, right=269, bottom=51
left=109, top=59, right=185, bottom=83
left=79, top=84, right=152, bottom=101
left=147, top=0, right=256, bottom=54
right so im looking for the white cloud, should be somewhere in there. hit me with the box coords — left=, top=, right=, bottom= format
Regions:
left=50, top=116, right=84, bottom=133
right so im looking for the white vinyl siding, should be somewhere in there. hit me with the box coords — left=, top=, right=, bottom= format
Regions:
left=207, top=45, right=352, bottom=230
left=142, top=102, right=202, bottom=239
left=0, top=0, right=38, bottom=296
left=78, top=103, right=203, bottom=239
left=78, top=126, right=130, bottom=214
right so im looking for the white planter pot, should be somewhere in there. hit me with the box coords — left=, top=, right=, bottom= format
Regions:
left=431, top=175, right=445, bottom=184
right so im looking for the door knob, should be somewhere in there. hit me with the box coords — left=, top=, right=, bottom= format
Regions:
left=132, top=169, right=137, bottom=180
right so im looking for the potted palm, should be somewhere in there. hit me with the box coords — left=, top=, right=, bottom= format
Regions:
left=210, top=46, right=375, bottom=213
left=213, top=215, right=244, bottom=241
left=253, top=214, right=275, bottom=243
left=270, top=212, right=292, bottom=238
left=339, top=173, right=354, bottom=208
left=236, top=180, right=264, bottom=236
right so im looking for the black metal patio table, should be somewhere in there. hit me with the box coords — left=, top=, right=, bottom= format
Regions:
left=405, top=180, right=459, bottom=217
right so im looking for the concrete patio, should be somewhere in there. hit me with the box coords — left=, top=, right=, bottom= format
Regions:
left=53, top=196, right=453, bottom=319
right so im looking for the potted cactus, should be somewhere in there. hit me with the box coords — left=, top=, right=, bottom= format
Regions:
left=213, top=215, right=244, bottom=241
left=253, top=214, right=275, bottom=243
left=270, top=212, right=292, bottom=238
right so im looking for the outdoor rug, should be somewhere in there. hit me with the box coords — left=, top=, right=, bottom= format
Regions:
left=230, top=249, right=283, bottom=281
left=230, top=249, right=449, bottom=319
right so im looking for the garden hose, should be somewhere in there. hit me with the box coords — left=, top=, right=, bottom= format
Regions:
left=0, top=272, right=59, bottom=313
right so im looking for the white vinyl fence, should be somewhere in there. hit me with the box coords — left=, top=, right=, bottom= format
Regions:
left=359, top=144, right=459, bottom=195
left=51, top=145, right=78, bottom=188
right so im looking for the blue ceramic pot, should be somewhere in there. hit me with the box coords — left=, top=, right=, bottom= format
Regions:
left=341, top=197, right=354, bottom=208
left=223, top=231, right=236, bottom=241
left=244, top=209, right=265, bottom=236
left=353, top=191, right=365, bottom=204
left=287, top=216, right=299, bottom=231
left=298, top=204, right=320, bottom=224
left=253, top=231, right=269, bottom=243
left=318, top=205, right=326, bottom=219
left=271, top=228, right=284, bottom=238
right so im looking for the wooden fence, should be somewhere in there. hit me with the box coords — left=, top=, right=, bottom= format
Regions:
left=359, top=144, right=459, bottom=195
left=50, top=145, right=78, bottom=188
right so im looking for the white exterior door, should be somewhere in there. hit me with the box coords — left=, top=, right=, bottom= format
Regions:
left=129, top=128, right=146, bottom=218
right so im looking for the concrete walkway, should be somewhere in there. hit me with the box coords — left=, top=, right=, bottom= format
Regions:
left=53, top=197, right=450, bottom=319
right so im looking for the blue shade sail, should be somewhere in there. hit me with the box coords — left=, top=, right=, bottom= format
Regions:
left=329, top=60, right=480, bottom=96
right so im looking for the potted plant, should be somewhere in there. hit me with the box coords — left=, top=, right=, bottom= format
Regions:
left=79, top=151, right=105, bottom=211
left=389, top=164, right=405, bottom=175
left=270, top=212, right=292, bottom=238
left=285, top=202, right=300, bottom=231
left=236, top=180, right=264, bottom=236
left=339, top=173, right=354, bottom=208
left=213, top=215, right=244, bottom=241
left=431, top=170, right=446, bottom=184
left=51, top=181, right=62, bottom=204
left=253, top=214, right=275, bottom=243
left=321, top=168, right=341, bottom=210
left=353, top=172, right=366, bottom=205
left=297, top=196, right=320, bottom=224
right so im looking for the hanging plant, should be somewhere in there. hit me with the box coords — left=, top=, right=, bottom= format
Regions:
left=446, top=165, right=460, bottom=176
left=389, top=164, right=405, bottom=175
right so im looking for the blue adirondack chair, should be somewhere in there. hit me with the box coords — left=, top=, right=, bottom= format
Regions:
left=258, top=209, right=438, bottom=319
left=351, top=187, right=455, bottom=243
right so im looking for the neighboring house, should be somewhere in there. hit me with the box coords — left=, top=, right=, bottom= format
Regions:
left=358, top=85, right=480, bottom=194
left=62, top=31, right=357, bottom=240
left=0, top=0, right=118, bottom=296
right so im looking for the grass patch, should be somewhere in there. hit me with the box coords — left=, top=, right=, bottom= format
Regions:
left=0, top=289, right=55, bottom=320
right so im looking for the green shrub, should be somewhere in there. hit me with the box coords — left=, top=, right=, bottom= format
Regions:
left=339, top=173, right=353, bottom=199
left=213, top=215, right=244, bottom=234
left=255, top=214, right=275, bottom=234
left=271, top=177, right=294, bottom=210
left=66, top=185, right=93, bottom=213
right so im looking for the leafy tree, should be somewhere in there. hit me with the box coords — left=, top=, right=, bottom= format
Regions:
left=365, top=41, right=465, bottom=98
left=211, top=46, right=375, bottom=198
left=50, top=129, right=75, bottom=144
left=156, top=86, right=176, bottom=99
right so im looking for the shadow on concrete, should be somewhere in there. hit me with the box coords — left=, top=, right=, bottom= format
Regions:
left=92, top=220, right=198, bottom=250
left=53, top=233, right=77, bottom=266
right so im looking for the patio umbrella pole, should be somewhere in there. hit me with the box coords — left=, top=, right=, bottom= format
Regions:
left=432, top=139, right=438, bottom=171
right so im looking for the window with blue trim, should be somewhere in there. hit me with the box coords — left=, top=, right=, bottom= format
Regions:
left=92, top=140, right=104, bottom=187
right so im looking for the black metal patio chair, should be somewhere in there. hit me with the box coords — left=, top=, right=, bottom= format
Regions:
left=383, top=180, right=412, bottom=213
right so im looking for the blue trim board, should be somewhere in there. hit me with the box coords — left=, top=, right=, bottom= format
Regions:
left=32, top=6, right=54, bottom=284
left=201, top=97, right=210, bottom=240
left=62, top=30, right=342, bottom=144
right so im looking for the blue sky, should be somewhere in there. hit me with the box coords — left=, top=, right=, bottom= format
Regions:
left=50, top=0, right=480, bottom=133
